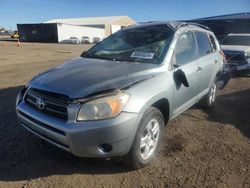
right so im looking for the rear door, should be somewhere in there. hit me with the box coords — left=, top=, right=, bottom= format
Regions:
left=171, top=31, right=200, bottom=116
left=194, top=31, right=219, bottom=98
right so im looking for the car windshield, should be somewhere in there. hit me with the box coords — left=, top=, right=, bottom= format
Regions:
left=82, top=25, right=174, bottom=64
left=221, top=35, right=250, bottom=46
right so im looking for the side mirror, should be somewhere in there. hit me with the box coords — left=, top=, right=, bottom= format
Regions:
left=174, top=69, right=189, bottom=87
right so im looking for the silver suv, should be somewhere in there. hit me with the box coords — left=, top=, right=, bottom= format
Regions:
left=16, top=22, right=224, bottom=169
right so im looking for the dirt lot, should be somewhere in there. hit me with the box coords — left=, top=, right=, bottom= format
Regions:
left=0, top=40, right=249, bottom=188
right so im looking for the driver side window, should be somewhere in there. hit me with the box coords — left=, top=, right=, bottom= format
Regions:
left=173, top=31, right=197, bottom=66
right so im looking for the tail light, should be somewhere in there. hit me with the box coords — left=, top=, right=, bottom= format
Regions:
left=220, top=50, right=226, bottom=63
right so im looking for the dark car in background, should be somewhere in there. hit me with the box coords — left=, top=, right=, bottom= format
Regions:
left=221, top=33, right=250, bottom=75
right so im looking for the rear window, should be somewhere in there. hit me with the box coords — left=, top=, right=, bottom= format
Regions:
left=195, top=32, right=213, bottom=57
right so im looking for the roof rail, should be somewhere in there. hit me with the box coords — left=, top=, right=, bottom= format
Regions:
left=176, top=22, right=188, bottom=29
left=176, top=22, right=211, bottom=31
left=186, top=22, right=211, bottom=31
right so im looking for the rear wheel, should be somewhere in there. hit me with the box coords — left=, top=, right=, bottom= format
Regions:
left=200, top=79, right=217, bottom=108
left=126, top=107, right=164, bottom=169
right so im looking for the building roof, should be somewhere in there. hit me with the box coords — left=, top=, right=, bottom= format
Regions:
left=45, top=15, right=135, bottom=25
left=194, top=12, right=250, bottom=21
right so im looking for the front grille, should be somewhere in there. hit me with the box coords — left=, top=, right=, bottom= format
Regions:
left=25, top=88, right=68, bottom=120
left=224, top=51, right=247, bottom=66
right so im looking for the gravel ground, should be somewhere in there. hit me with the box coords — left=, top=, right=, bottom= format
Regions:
left=0, top=40, right=249, bottom=188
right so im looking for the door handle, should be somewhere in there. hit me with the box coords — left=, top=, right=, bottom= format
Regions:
left=197, top=66, right=202, bottom=72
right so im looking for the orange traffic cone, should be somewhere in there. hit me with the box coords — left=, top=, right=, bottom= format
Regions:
left=17, top=40, right=21, bottom=47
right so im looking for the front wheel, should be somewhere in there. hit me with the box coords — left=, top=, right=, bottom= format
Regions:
left=125, top=107, right=164, bottom=169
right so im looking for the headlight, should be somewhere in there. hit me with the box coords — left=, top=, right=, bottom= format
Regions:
left=77, top=93, right=129, bottom=121
left=247, top=57, right=250, bottom=63
left=16, top=92, right=23, bottom=107
left=247, top=59, right=250, bottom=63
left=16, top=87, right=27, bottom=106
left=245, top=52, right=250, bottom=62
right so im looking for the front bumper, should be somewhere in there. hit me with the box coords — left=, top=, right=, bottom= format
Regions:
left=16, top=100, right=142, bottom=158
left=228, top=62, right=250, bottom=72
left=235, top=62, right=250, bottom=72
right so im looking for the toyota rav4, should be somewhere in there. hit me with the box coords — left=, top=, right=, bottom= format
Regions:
left=16, top=22, right=225, bottom=169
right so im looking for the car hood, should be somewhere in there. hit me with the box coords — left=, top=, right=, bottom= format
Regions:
left=221, top=45, right=250, bottom=54
left=28, top=57, right=161, bottom=99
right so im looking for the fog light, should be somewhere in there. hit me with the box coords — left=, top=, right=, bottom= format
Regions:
left=99, top=144, right=113, bottom=153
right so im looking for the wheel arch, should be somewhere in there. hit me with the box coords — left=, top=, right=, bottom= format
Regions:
left=138, top=97, right=170, bottom=126
left=151, top=98, right=170, bottom=125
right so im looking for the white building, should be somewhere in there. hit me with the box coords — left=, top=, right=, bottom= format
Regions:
left=17, top=16, right=136, bottom=43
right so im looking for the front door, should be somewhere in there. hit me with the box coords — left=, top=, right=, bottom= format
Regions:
left=171, top=31, right=200, bottom=116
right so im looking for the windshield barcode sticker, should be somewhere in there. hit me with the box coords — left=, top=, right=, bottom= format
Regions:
left=131, top=51, right=155, bottom=59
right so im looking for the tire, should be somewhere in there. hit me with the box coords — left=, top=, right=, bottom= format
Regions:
left=199, top=79, right=217, bottom=108
left=125, top=107, right=164, bottom=169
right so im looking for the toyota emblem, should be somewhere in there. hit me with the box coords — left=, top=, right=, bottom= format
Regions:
left=36, top=98, right=45, bottom=110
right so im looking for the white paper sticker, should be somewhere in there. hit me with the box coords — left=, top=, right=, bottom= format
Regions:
left=131, top=51, right=155, bottom=59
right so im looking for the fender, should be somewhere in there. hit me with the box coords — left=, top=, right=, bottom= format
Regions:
left=123, top=73, right=174, bottom=117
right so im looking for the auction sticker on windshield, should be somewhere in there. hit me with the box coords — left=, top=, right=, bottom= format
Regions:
left=131, top=51, right=155, bottom=59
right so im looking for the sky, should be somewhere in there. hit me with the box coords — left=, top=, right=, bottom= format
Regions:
left=0, top=0, right=249, bottom=30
